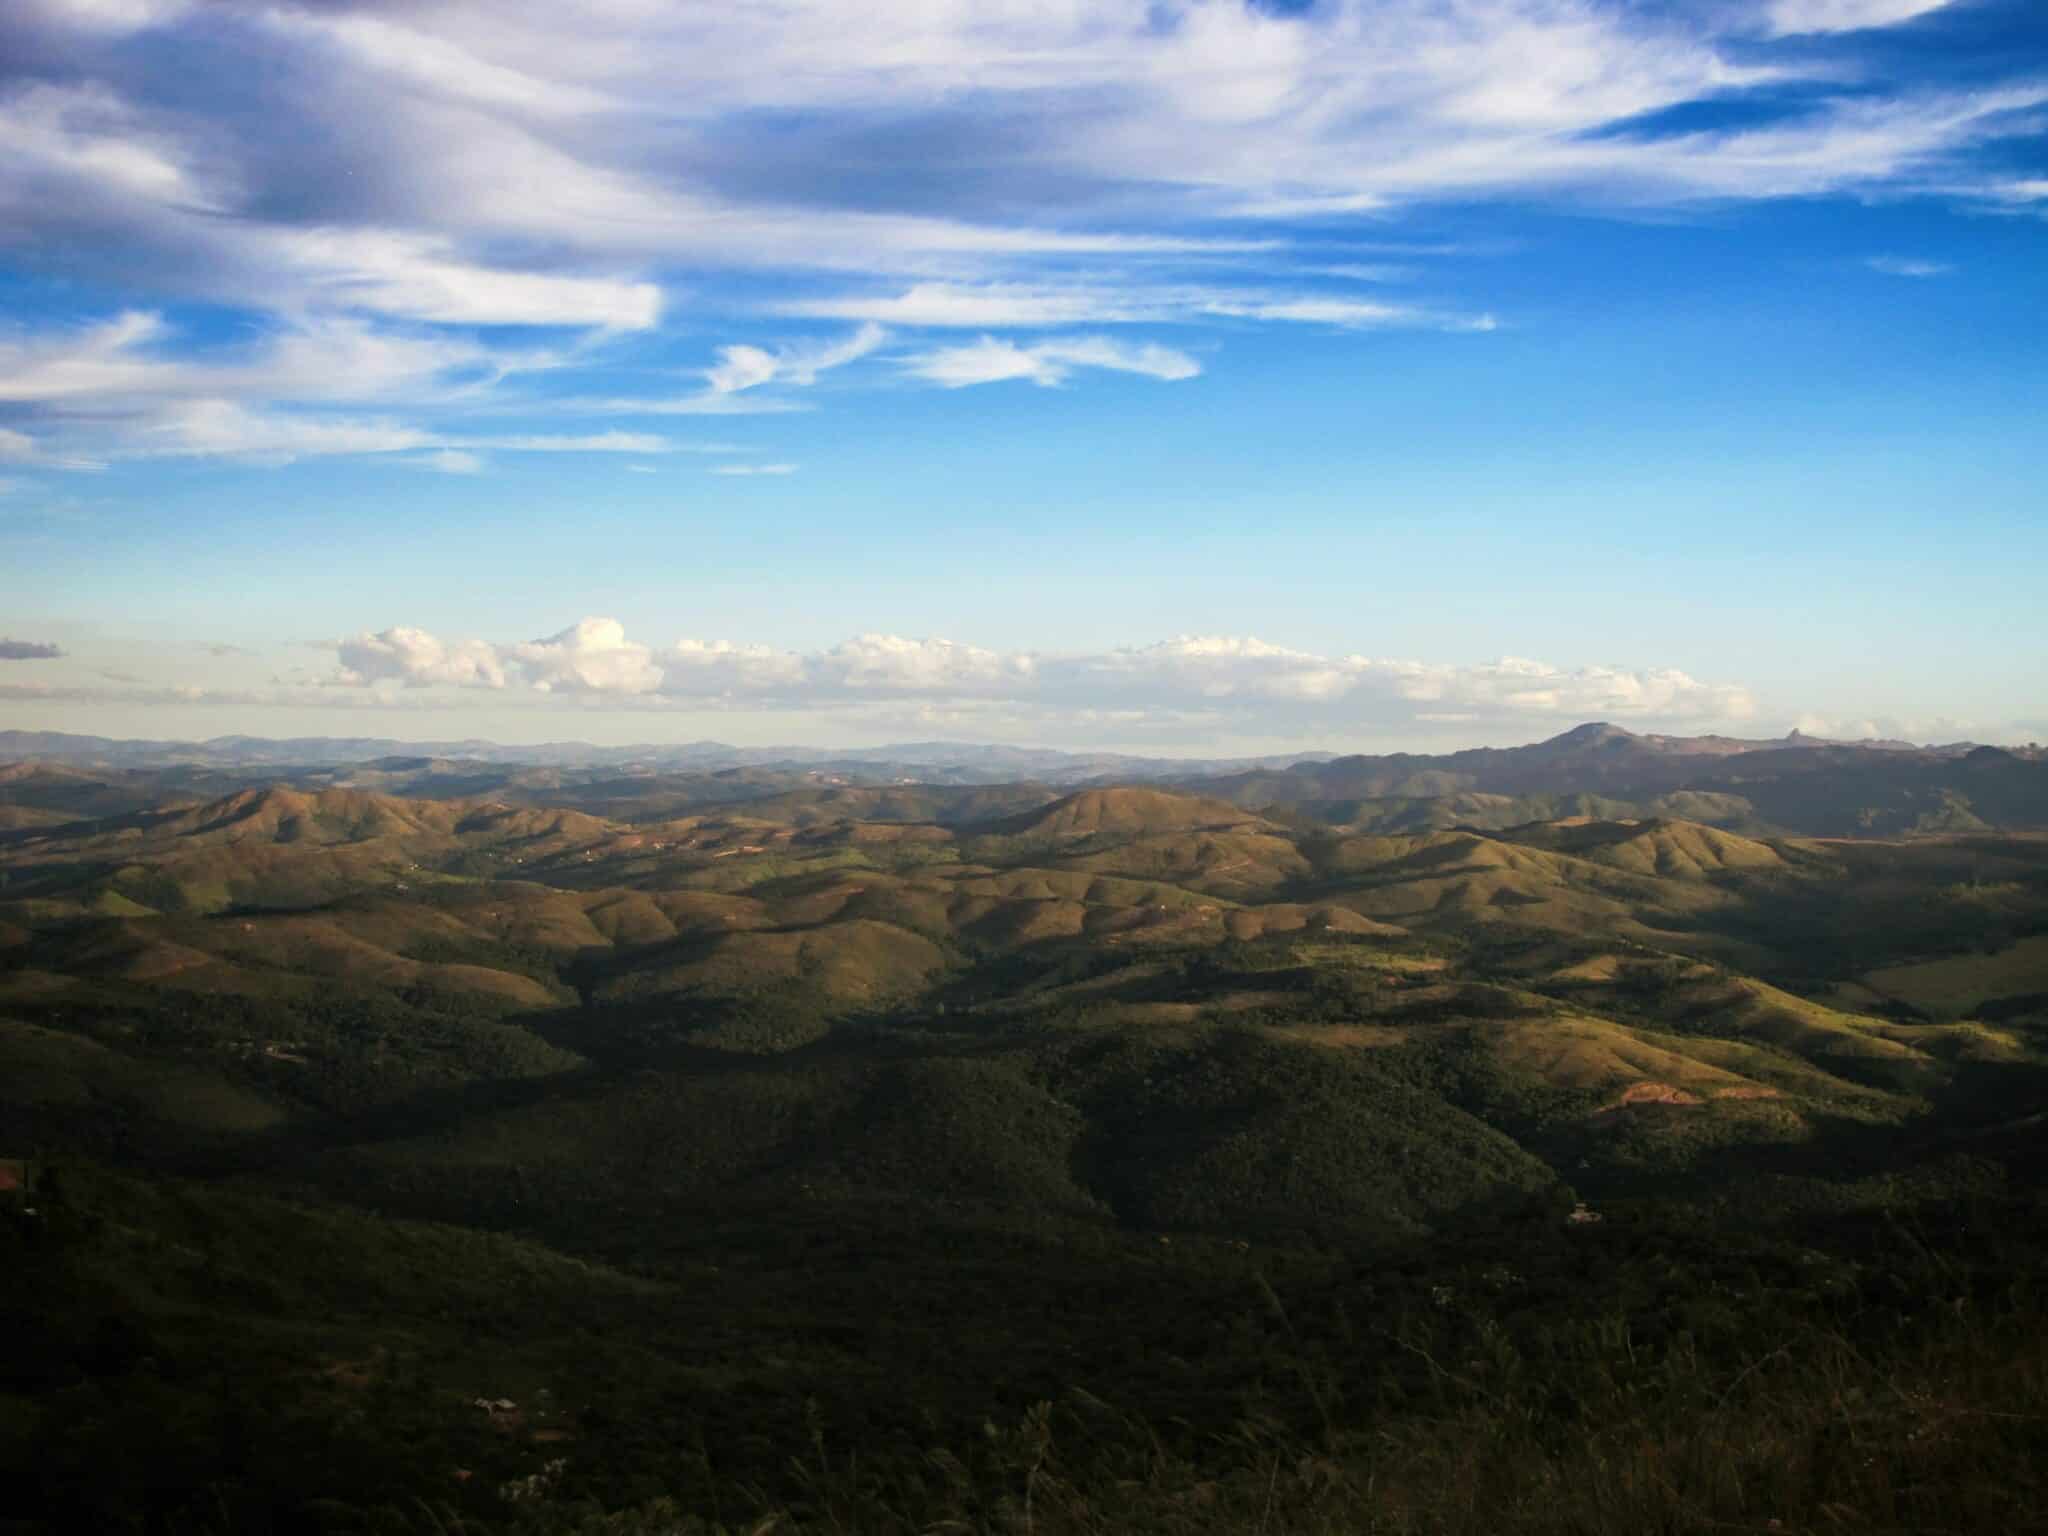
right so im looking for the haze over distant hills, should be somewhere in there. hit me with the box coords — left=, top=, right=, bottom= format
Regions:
left=0, top=720, right=2027, bottom=774
left=0, top=728, right=1331, bottom=780
left=5, top=721, right=2041, bottom=840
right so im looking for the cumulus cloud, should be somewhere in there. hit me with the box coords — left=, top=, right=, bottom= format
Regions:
left=904, top=336, right=1201, bottom=388
left=0, top=637, right=66, bottom=660
left=661, top=639, right=808, bottom=694
left=1784, top=711, right=2009, bottom=744
left=810, top=634, right=1039, bottom=694
left=316, top=617, right=1756, bottom=731
left=334, top=626, right=506, bottom=688
left=1027, top=640, right=1757, bottom=722
left=510, top=618, right=663, bottom=695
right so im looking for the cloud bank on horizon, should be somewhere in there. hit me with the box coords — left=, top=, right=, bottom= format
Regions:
left=336, top=619, right=1755, bottom=719
left=0, top=0, right=2042, bottom=471
left=8, top=616, right=2040, bottom=749
left=6, top=617, right=1766, bottom=740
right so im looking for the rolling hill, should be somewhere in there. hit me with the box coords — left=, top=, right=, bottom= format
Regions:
left=2, top=749, right=2045, bottom=1534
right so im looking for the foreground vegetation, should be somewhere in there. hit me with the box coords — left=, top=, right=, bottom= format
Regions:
left=4, top=1164, right=2043, bottom=1534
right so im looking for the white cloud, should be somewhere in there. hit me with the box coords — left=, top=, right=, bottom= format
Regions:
left=1197, top=297, right=1495, bottom=331
left=141, top=404, right=667, bottom=465
left=661, top=639, right=809, bottom=694
left=261, top=8, right=610, bottom=118
left=704, top=345, right=780, bottom=396
left=0, top=81, right=210, bottom=209
left=904, top=335, right=1201, bottom=387
left=412, top=448, right=484, bottom=474
left=149, top=401, right=435, bottom=464
left=511, top=618, right=664, bottom=694
left=0, top=310, right=172, bottom=402
left=1787, top=711, right=1979, bottom=743
left=0, top=310, right=688, bottom=464
left=4, top=0, right=2023, bottom=315
left=558, top=393, right=812, bottom=417
left=313, top=618, right=1756, bottom=731
left=704, top=323, right=887, bottom=394
left=270, top=229, right=661, bottom=330
left=0, top=309, right=547, bottom=465
left=1981, top=179, right=2048, bottom=204
left=810, top=634, right=1037, bottom=694
left=1763, top=0, right=1954, bottom=37
left=22, top=0, right=190, bottom=35
left=780, top=284, right=1141, bottom=329
left=1020, top=640, right=1756, bottom=722
left=2, top=0, right=2029, bottom=461
left=710, top=463, right=798, bottom=476
left=335, top=626, right=506, bottom=688
left=1865, top=254, right=1953, bottom=277
left=783, top=282, right=1492, bottom=332
left=465, top=431, right=669, bottom=454
left=1309, top=264, right=1418, bottom=283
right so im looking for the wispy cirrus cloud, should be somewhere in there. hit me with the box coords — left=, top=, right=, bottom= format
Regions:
left=1865, top=254, right=1954, bottom=277
left=903, top=336, right=1202, bottom=388
left=704, top=323, right=887, bottom=395
left=1763, top=0, right=1956, bottom=37
left=0, top=312, right=712, bottom=464
left=410, top=448, right=484, bottom=474
left=0, top=0, right=2037, bottom=469
left=555, top=393, right=813, bottom=418
left=778, top=282, right=1494, bottom=332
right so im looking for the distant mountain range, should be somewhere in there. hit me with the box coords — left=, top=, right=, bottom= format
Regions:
left=3, top=722, right=2043, bottom=838
left=0, top=728, right=1331, bottom=780
left=0, top=721, right=2018, bottom=777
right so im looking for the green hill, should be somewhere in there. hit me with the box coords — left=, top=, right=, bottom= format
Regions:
left=1, top=768, right=2045, bottom=1533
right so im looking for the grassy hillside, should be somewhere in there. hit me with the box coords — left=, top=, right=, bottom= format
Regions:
left=1, top=770, right=2044, bottom=1532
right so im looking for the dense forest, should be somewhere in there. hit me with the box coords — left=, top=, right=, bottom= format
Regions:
left=2, top=746, right=2044, bottom=1532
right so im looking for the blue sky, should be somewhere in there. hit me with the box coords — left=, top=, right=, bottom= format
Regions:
left=1, top=0, right=2043, bottom=752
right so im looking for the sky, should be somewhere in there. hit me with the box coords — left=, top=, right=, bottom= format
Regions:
left=0, top=0, right=2043, bottom=754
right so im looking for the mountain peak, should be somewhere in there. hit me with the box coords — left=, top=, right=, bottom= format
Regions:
left=1544, top=722, right=1639, bottom=750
